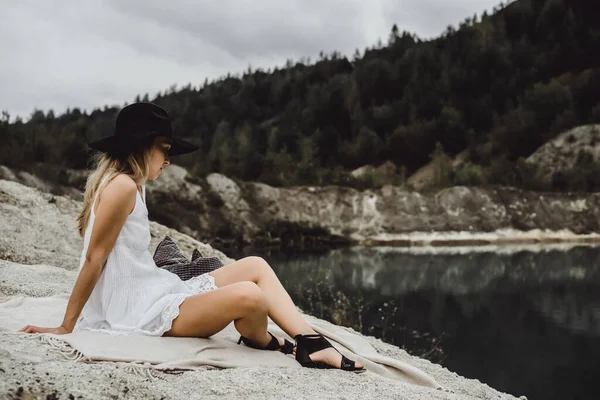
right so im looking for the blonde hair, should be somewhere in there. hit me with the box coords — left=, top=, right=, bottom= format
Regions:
left=76, top=141, right=154, bottom=237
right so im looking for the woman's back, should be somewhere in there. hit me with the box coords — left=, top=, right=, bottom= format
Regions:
left=75, top=175, right=193, bottom=336
left=79, top=178, right=150, bottom=269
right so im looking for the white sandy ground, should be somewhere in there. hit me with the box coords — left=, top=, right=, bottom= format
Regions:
left=0, top=261, right=525, bottom=400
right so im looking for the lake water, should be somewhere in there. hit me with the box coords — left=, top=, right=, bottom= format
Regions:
left=236, top=244, right=600, bottom=400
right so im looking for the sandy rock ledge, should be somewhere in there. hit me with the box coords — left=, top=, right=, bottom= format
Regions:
left=0, top=179, right=523, bottom=399
left=0, top=265, right=522, bottom=400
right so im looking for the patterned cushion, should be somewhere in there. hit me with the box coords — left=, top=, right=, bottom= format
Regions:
left=152, top=236, right=188, bottom=268
left=179, top=256, right=224, bottom=280
left=153, top=235, right=223, bottom=281
left=191, top=248, right=202, bottom=261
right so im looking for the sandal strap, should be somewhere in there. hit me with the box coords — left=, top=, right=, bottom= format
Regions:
left=340, top=355, right=357, bottom=371
left=294, top=334, right=333, bottom=355
left=239, top=332, right=280, bottom=351
left=280, top=339, right=295, bottom=355
left=265, top=332, right=282, bottom=351
left=295, top=334, right=363, bottom=372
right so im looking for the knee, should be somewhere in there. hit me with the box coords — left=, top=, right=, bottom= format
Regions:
left=245, top=256, right=273, bottom=277
left=235, top=281, right=267, bottom=314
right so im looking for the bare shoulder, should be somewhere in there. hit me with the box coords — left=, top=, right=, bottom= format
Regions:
left=97, top=174, right=137, bottom=212
left=107, top=174, right=138, bottom=192
left=87, top=174, right=140, bottom=262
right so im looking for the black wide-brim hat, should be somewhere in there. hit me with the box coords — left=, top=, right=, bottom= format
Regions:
left=88, top=102, right=199, bottom=157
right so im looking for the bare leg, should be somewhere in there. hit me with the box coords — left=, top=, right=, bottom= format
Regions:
left=209, top=256, right=364, bottom=369
left=210, top=256, right=312, bottom=336
left=164, top=281, right=271, bottom=348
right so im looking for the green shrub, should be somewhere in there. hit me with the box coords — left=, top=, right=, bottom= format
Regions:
left=452, top=163, right=484, bottom=186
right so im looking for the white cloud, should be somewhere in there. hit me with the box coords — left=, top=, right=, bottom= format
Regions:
left=0, top=0, right=502, bottom=120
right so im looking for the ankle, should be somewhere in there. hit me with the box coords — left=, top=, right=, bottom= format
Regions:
left=295, top=330, right=318, bottom=337
left=258, top=331, right=272, bottom=347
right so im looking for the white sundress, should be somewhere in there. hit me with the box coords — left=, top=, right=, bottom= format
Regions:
left=73, top=178, right=217, bottom=336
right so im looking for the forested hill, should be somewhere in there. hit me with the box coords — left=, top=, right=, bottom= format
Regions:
left=2, top=0, right=600, bottom=191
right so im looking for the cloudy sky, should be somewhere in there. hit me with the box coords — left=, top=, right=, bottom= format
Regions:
left=2, top=0, right=502, bottom=120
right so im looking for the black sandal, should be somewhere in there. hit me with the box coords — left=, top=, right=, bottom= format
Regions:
left=238, top=332, right=295, bottom=354
left=294, top=334, right=365, bottom=373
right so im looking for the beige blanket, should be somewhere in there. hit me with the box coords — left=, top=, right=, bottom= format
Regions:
left=0, top=294, right=440, bottom=389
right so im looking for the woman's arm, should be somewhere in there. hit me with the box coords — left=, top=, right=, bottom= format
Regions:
left=19, top=175, right=138, bottom=334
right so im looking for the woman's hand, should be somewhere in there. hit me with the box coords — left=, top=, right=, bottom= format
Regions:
left=18, top=325, right=71, bottom=335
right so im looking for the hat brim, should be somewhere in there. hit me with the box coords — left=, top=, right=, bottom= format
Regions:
left=88, top=135, right=119, bottom=153
left=88, top=135, right=199, bottom=157
left=168, top=138, right=199, bottom=156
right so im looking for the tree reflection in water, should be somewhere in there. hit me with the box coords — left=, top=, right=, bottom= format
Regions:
left=253, top=245, right=600, bottom=400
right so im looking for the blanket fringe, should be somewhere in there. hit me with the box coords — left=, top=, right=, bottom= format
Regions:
left=28, top=334, right=91, bottom=363
left=22, top=334, right=162, bottom=380
left=15, top=333, right=218, bottom=381
left=119, top=363, right=158, bottom=380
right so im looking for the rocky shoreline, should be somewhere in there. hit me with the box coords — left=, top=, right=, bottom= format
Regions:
left=2, top=163, right=600, bottom=252
left=0, top=179, right=524, bottom=399
left=360, top=229, right=600, bottom=247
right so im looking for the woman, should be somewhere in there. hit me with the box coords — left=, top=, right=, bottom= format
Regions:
left=19, top=102, right=364, bottom=372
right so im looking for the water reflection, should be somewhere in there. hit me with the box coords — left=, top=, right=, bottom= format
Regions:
left=257, top=245, right=600, bottom=400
